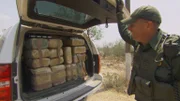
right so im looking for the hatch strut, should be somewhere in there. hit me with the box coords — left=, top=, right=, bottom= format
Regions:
left=105, top=17, right=109, bottom=28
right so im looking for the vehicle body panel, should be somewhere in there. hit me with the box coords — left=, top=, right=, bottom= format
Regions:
left=0, top=0, right=20, bottom=63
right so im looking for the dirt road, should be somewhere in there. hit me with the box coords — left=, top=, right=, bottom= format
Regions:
left=87, top=89, right=135, bottom=101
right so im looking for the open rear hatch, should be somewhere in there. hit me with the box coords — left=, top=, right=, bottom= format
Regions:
left=17, top=0, right=117, bottom=31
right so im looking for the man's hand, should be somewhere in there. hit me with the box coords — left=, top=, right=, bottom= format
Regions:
left=116, top=0, right=130, bottom=19
left=116, top=0, right=124, bottom=13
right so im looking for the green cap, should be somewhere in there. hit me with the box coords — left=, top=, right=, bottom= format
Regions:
left=122, top=5, right=161, bottom=25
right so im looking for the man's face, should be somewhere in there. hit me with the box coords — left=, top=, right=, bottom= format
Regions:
left=127, top=19, right=149, bottom=42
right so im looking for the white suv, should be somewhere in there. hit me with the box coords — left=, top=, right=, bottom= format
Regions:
left=0, top=0, right=116, bottom=101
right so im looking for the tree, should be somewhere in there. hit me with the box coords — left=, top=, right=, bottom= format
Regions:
left=87, top=26, right=103, bottom=41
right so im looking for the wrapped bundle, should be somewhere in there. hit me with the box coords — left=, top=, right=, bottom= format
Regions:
left=48, top=39, right=63, bottom=49
left=24, top=38, right=48, bottom=49
left=24, top=49, right=50, bottom=59
left=77, top=62, right=87, bottom=79
left=26, top=58, right=50, bottom=68
left=72, top=46, right=86, bottom=54
left=72, top=64, right=78, bottom=80
left=64, top=38, right=85, bottom=46
left=72, top=54, right=86, bottom=63
left=30, top=67, right=52, bottom=91
left=66, top=64, right=73, bottom=81
left=63, top=47, right=72, bottom=64
left=50, top=57, right=64, bottom=67
left=49, top=49, right=63, bottom=58
left=51, top=65, right=66, bottom=86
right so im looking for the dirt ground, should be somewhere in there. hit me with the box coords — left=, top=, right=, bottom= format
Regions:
left=87, top=89, right=135, bottom=101
left=87, top=57, right=135, bottom=101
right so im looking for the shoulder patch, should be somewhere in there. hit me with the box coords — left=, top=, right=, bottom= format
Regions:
left=165, top=34, right=180, bottom=44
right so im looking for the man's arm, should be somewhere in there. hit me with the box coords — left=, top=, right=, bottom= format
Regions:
left=171, top=54, right=180, bottom=81
left=116, top=0, right=137, bottom=47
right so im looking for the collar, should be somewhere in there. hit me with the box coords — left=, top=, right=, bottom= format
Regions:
left=149, top=29, right=163, bottom=51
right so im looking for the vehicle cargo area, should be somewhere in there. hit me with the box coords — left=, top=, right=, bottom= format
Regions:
left=21, top=32, right=93, bottom=100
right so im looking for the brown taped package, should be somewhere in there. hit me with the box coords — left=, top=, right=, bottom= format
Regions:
left=24, top=38, right=48, bottom=49
left=48, top=39, right=63, bottom=49
left=51, top=65, right=66, bottom=86
left=77, top=62, right=87, bottom=79
left=72, top=54, right=86, bottom=63
left=72, top=46, right=86, bottom=54
left=64, top=38, right=85, bottom=46
left=26, top=58, right=50, bottom=68
left=58, top=48, right=64, bottom=57
left=72, top=64, right=78, bottom=80
left=66, top=64, right=72, bottom=81
left=66, top=64, right=78, bottom=81
left=30, top=67, right=52, bottom=91
left=49, top=49, right=57, bottom=58
left=63, top=47, right=72, bottom=64
left=24, top=49, right=50, bottom=59
left=50, top=57, right=64, bottom=67
left=49, top=49, right=63, bottom=58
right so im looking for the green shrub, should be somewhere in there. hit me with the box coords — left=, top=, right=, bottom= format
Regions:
left=102, top=72, right=126, bottom=92
left=98, top=40, right=125, bottom=58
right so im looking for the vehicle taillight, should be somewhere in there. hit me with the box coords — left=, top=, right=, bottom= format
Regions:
left=0, top=64, right=11, bottom=101
left=97, top=55, right=101, bottom=74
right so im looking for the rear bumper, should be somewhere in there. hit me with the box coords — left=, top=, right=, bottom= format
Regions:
left=37, top=74, right=102, bottom=101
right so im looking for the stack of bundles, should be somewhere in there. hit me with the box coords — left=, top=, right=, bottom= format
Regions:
left=48, top=39, right=66, bottom=86
left=64, top=38, right=87, bottom=80
left=23, top=37, right=88, bottom=91
left=24, top=38, right=52, bottom=91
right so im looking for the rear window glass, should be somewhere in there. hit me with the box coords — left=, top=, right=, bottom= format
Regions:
left=35, top=1, right=94, bottom=25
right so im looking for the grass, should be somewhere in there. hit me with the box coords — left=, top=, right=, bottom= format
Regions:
left=98, top=56, right=127, bottom=93
left=102, top=72, right=126, bottom=93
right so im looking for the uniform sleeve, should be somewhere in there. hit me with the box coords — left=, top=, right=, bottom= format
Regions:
left=171, top=54, right=180, bottom=80
left=163, top=35, right=180, bottom=80
left=116, top=12, right=137, bottom=47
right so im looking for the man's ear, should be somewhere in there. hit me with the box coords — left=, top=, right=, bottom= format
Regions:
left=147, top=21, right=153, bottom=29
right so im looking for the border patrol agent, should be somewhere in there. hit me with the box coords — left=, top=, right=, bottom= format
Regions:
left=116, top=0, right=180, bottom=101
